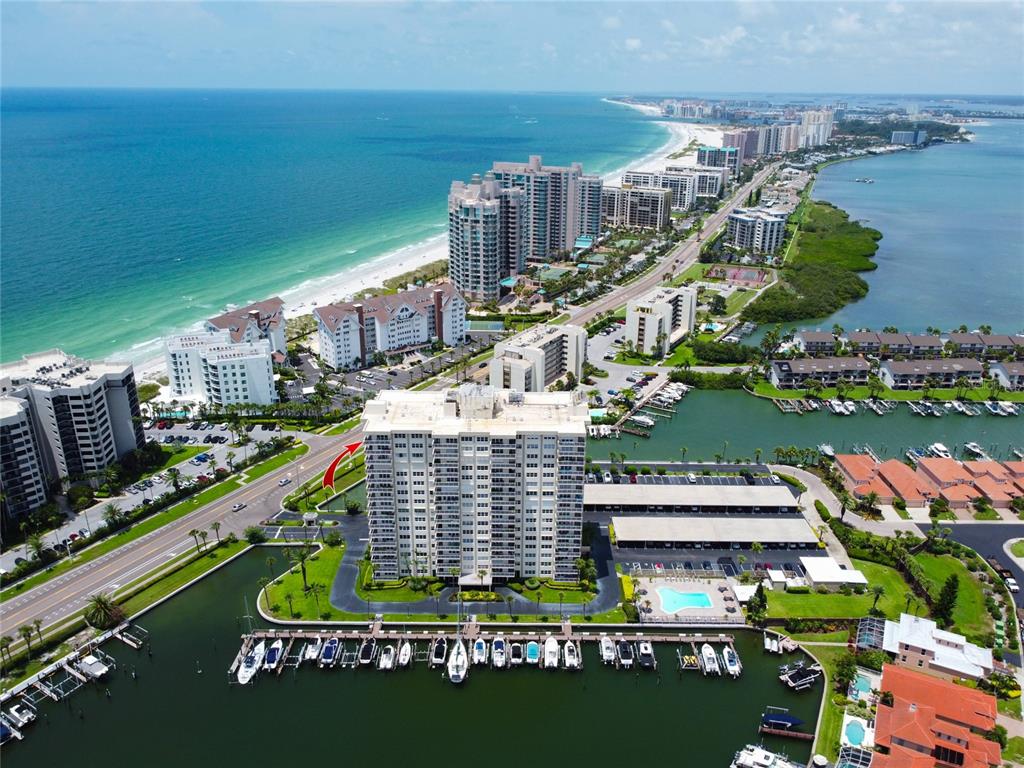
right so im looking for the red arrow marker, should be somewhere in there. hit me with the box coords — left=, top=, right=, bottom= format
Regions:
left=322, top=441, right=363, bottom=490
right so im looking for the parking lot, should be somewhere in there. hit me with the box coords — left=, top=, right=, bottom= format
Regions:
left=586, top=472, right=781, bottom=488
left=615, top=549, right=814, bottom=578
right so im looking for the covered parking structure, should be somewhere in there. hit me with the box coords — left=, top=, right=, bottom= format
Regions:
left=587, top=483, right=799, bottom=515
left=612, top=516, right=819, bottom=550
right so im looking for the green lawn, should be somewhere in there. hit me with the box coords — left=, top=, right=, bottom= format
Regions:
left=355, top=559, right=441, bottom=603
left=808, top=645, right=849, bottom=760
left=320, top=416, right=362, bottom=436
left=518, top=582, right=596, bottom=605
left=1004, top=736, right=1024, bottom=763
left=264, top=542, right=346, bottom=620
left=766, top=559, right=916, bottom=619
left=752, top=379, right=1024, bottom=403
left=663, top=344, right=697, bottom=367
left=913, top=553, right=992, bottom=640
left=242, top=443, right=309, bottom=481
left=1011, top=540, right=1024, bottom=558
left=786, top=630, right=850, bottom=643
left=142, top=444, right=206, bottom=478
left=999, top=697, right=1023, bottom=720
left=285, top=454, right=365, bottom=511
left=724, top=288, right=756, bottom=315
left=550, top=312, right=572, bottom=324
left=670, top=262, right=713, bottom=286
left=0, top=478, right=242, bottom=602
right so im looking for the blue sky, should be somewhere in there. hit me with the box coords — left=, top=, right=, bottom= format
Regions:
left=2, top=1, right=1022, bottom=95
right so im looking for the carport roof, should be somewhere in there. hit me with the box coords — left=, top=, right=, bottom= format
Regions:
left=586, top=483, right=797, bottom=508
left=611, top=516, right=818, bottom=544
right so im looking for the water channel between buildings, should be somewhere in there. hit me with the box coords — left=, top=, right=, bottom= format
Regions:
left=587, top=390, right=1024, bottom=463
left=4, top=550, right=821, bottom=766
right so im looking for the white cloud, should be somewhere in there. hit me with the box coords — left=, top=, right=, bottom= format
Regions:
left=660, top=19, right=678, bottom=37
left=886, top=2, right=905, bottom=15
left=832, top=8, right=864, bottom=34
left=542, top=41, right=557, bottom=58
left=696, top=25, right=748, bottom=56
left=602, top=15, right=621, bottom=30
left=624, top=37, right=642, bottom=51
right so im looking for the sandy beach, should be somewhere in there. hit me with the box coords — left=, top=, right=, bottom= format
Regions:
left=134, top=104, right=722, bottom=382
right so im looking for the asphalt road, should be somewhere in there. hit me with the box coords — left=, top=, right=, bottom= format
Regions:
left=1, top=163, right=777, bottom=640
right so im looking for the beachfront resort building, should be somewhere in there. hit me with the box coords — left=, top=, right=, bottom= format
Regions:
left=621, top=170, right=697, bottom=210
left=0, top=351, right=144, bottom=507
left=0, top=396, right=49, bottom=525
left=873, top=665, right=1001, bottom=768
left=489, top=155, right=602, bottom=263
left=489, top=324, right=587, bottom=393
left=205, top=297, right=287, bottom=357
left=624, top=285, right=697, bottom=357
left=361, top=385, right=589, bottom=583
left=164, top=332, right=277, bottom=406
left=315, top=283, right=466, bottom=370
left=696, top=145, right=741, bottom=178
left=600, top=185, right=672, bottom=230
left=726, top=207, right=789, bottom=255
left=447, top=173, right=525, bottom=303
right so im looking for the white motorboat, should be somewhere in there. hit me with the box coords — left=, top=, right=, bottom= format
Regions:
left=5, top=704, right=35, bottom=729
left=723, top=646, right=742, bottom=678
left=616, top=640, right=634, bottom=668
left=843, top=401, right=857, bottom=415
left=543, top=637, right=560, bottom=669
left=263, top=639, right=284, bottom=671
left=492, top=636, right=506, bottom=669
left=377, top=644, right=396, bottom=671
left=509, top=642, right=524, bottom=666
left=563, top=640, right=580, bottom=670
left=770, top=637, right=781, bottom=654
left=817, top=443, right=835, bottom=459
left=701, top=643, right=721, bottom=675
left=986, top=401, right=1004, bottom=416
left=600, top=635, right=616, bottom=664
left=964, top=441, right=986, bottom=457
left=303, top=638, right=322, bottom=664
left=637, top=641, right=656, bottom=670
left=318, top=637, right=339, bottom=668
left=237, top=641, right=265, bottom=685
left=430, top=636, right=448, bottom=668
left=1001, top=402, right=1019, bottom=416
left=928, top=442, right=952, bottom=459
left=447, top=639, right=468, bottom=684
left=629, top=414, right=655, bottom=428
left=763, top=633, right=772, bottom=652
left=398, top=640, right=412, bottom=668
left=358, top=637, right=377, bottom=666
left=472, top=638, right=488, bottom=666
left=731, top=745, right=804, bottom=768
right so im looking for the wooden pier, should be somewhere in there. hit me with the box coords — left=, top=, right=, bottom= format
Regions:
left=759, top=725, right=814, bottom=741
left=773, top=399, right=800, bottom=414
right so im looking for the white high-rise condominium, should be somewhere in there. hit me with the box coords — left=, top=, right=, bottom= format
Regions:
left=625, top=286, right=698, bottom=357
left=361, top=385, right=589, bottom=583
left=696, top=146, right=741, bottom=178
left=0, top=350, right=145, bottom=499
left=799, top=109, right=835, bottom=147
left=600, top=185, right=672, bottom=230
left=165, top=331, right=277, bottom=406
left=726, top=207, right=789, bottom=254
left=448, top=173, right=524, bottom=303
left=489, top=324, right=587, bottom=392
left=0, top=396, right=48, bottom=526
left=621, top=170, right=697, bottom=211
left=664, top=165, right=728, bottom=198
left=490, top=155, right=602, bottom=263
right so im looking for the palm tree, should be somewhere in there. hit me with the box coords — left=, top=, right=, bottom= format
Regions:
left=188, top=529, right=201, bottom=554
left=166, top=467, right=182, bottom=493
left=308, top=581, right=325, bottom=615
left=751, top=541, right=764, bottom=557
left=210, top=521, right=221, bottom=544
left=266, top=555, right=276, bottom=579
left=84, top=593, right=124, bottom=629
left=32, top=618, right=43, bottom=644
left=26, top=533, right=44, bottom=561
left=225, top=451, right=236, bottom=472
left=289, top=547, right=310, bottom=591
left=505, top=594, right=515, bottom=620
left=870, top=584, right=886, bottom=609
left=199, top=530, right=209, bottom=551
left=18, top=626, right=33, bottom=655
left=102, top=503, right=124, bottom=530
left=0, top=635, right=12, bottom=664
left=284, top=592, right=294, bottom=616
left=861, top=491, right=880, bottom=515
left=258, top=577, right=271, bottom=611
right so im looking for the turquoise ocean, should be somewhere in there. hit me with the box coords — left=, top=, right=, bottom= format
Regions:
left=0, top=90, right=668, bottom=363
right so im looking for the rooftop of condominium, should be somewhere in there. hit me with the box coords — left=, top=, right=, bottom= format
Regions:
left=499, top=323, right=585, bottom=348
left=206, top=297, right=284, bottom=342
left=361, top=384, right=589, bottom=435
left=314, top=282, right=462, bottom=333
left=0, top=349, right=132, bottom=390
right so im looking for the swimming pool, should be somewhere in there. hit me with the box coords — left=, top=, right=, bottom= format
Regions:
left=656, top=587, right=712, bottom=613
left=844, top=719, right=866, bottom=747
left=852, top=673, right=872, bottom=699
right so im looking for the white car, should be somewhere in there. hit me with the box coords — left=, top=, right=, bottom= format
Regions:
left=278, top=478, right=291, bottom=487
left=687, top=473, right=697, bottom=484
left=231, top=503, right=246, bottom=512
left=1006, top=578, right=1019, bottom=593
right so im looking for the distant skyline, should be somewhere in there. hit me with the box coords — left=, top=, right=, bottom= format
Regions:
left=2, top=1, right=1023, bottom=96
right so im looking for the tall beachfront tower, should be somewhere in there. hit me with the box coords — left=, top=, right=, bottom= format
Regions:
left=361, top=385, right=589, bottom=585
left=490, top=155, right=602, bottom=263
left=447, top=173, right=524, bottom=303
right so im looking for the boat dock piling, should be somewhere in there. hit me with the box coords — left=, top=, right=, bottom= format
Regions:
left=278, top=638, right=298, bottom=675
left=114, top=623, right=149, bottom=650
left=773, top=399, right=800, bottom=414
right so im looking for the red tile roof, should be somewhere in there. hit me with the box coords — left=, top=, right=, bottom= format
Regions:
left=917, top=457, right=975, bottom=486
left=973, top=474, right=1018, bottom=503
left=941, top=484, right=982, bottom=504
left=877, top=459, right=936, bottom=504
left=1002, top=461, right=1024, bottom=478
left=835, top=453, right=878, bottom=484
left=875, top=665, right=1000, bottom=768
left=854, top=477, right=895, bottom=500
left=963, top=461, right=1011, bottom=481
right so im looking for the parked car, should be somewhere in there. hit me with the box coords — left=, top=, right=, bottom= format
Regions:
left=1007, top=578, right=1020, bottom=593
left=278, top=478, right=291, bottom=487
left=687, top=473, right=697, bottom=484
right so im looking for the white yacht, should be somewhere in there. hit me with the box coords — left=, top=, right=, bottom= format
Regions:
left=237, top=642, right=265, bottom=685
left=964, top=441, right=986, bottom=457
left=398, top=640, right=412, bottom=668
left=731, top=745, right=804, bottom=768
left=563, top=640, right=580, bottom=670
left=629, top=414, right=656, bottom=428
left=263, top=639, right=284, bottom=671
left=543, top=637, right=560, bottom=669
left=447, top=639, right=468, bottom=684
left=318, top=637, right=339, bottom=668
left=928, top=442, right=952, bottom=459
left=701, top=643, right=721, bottom=675
left=377, top=644, right=396, bottom=671
left=600, top=635, right=616, bottom=664
left=491, top=636, right=506, bottom=669
left=723, top=646, right=742, bottom=678
left=303, top=638, right=322, bottom=665
left=472, top=638, right=488, bottom=666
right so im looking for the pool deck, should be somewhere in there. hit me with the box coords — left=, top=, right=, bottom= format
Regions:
left=636, top=576, right=737, bottom=621
left=840, top=711, right=875, bottom=749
